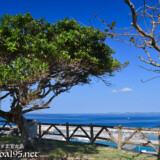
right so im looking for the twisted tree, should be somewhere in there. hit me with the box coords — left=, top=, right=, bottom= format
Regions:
left=0, top=12, right=124, bottom=149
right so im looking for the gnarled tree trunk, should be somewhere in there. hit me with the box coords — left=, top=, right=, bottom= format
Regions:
left=17, top=115, right=35, bottom=150
left=0, top=110, right=36, bottom=150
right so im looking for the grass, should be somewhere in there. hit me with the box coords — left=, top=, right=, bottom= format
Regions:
left=0, top=135, right=158, bottom=160
left=0, top=135, right=21, bottom=144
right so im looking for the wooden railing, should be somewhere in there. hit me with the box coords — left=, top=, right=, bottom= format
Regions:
left=0, top=120, right=20, bottom=136
left=0, top=121, right=159, bottom=155
left=0, top=120, right=13, bottom=131
left=38, top=122, right=160, bottom=155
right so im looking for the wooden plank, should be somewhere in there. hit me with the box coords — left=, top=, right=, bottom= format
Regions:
left=158, top=126, right=160, bottom=157
left=69, top=126, right=80, bottom=140
left=0, top=127, right=10, bottom=131
left=91, top=127, right=104, bottom=143
left=72, top=135, right=88, bottom=138
left=121, top=126, right=158, bottom=132
left=52, top=133, right=62, bottom=136
left=123, top=141, right=154, bottom=147
left=41, top=123, right=67, bottom=126
left=137, top=129, right=158, bottom=153
left=66, top=123, right=69, bottom=141
left=90, top=123, right=94, bottom=142
left=79, top=126, right=90, bottom=140
left=104, top=128, right=117, bottom=143
left=40, top=123, right=118, bottom=128
left=41, top=125, right=53, bottom=138
left=2, top=122, right=7, bottom=128
left=0, top=121, right=12, bottom=129
left=121, top=129, right=138, bottom=147
left=7, top=122, right=12, bottom=128
left=43, top=133, right=62, bottom=136
left=118, top=125, right=122, bottom=150
left=72, top=135, right=116, bottom=141
left=53, top=125, right=66, bottom=139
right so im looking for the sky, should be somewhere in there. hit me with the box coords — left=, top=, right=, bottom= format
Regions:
left=1, top=0, right=160, bottom=113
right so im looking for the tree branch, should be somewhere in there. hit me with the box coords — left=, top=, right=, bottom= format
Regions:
left=137, top=55, right=160, bottom=67
left=141, top=76, right=160, bottom=82
left=124, top=0, right=160, bottom=51
left=1, top=92, right=10, bottom=100
left=22, top=105, right=50, bottom=114
left=0, top=110, right=9, bottom=120
left=136, top=65, right=160, bottom=73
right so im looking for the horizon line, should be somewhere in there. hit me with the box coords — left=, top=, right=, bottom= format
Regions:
left=26, top=112, right=160, bottom=114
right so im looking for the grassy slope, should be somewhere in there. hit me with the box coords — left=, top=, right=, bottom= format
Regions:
left=0, top=135, right=158, bottom=160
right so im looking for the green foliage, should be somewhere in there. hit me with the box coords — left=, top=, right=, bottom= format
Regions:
left=104, top=29, right=109, bottom=32
left=111, top=21, right=116, bottom=28
left=130, top=37, right=134, bottom=43
left=0, top=12, right=122, bottom=85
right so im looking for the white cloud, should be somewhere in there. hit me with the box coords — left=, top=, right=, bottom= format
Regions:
left=120, top=88, right=133, bottom=92
left=112, top=87, right=133, bottom=93
left=112, top=89, right=118, bottom=93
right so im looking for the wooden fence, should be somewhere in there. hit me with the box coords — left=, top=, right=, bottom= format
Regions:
left=38, top=122, right=160, bottom=155
left=0, top=120, right=13, bottom=132
left=0, top=121, right=21, bottom=136
left=0, top=121, right=160, bottom=155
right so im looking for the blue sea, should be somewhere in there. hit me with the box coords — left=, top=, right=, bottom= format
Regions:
left=24, top=112, right=160, bottom=128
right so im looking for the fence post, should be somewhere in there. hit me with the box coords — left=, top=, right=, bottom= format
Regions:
left=39, top=122, right=41, bottom=139
left=66, top=123, right=69, bottom=141
left=118, top=125, right=122, bottom=150
left=158, top=126, right=160, bottom=157
left=90, top=123, right=94, bottom=143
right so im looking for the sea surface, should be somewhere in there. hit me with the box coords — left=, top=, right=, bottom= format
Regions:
left=24, top=113, right=160, bottom=128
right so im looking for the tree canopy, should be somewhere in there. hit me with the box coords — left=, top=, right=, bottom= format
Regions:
left=0, top=12, right=124, bottom=119
left=0, top=12, right=120, bottom=85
